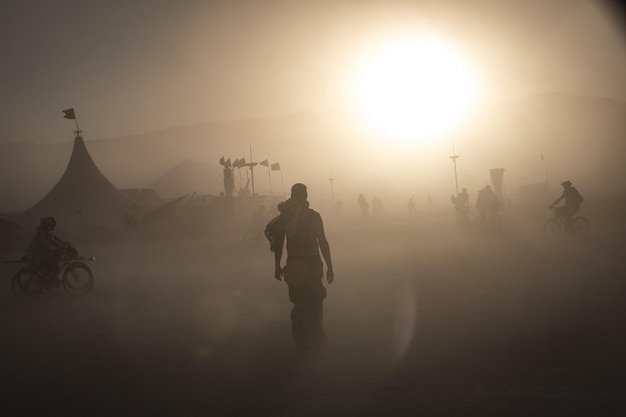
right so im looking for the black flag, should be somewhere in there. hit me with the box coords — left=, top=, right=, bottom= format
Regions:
left=62, top=108, right=76, bottom=120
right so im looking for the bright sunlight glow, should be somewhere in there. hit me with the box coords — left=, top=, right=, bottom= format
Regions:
left=352, top=35, right=481, bottom=144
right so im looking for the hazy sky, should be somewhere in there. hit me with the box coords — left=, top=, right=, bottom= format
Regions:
left=1, top=0, right=625, bottom=143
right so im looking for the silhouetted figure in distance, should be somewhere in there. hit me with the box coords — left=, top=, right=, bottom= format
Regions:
left=334, top=199, right=342, bottom=216
left=475, top=185, right=501, bottom=224
left=357, top=193, right=369, bottom=218
left=408, top=198, right=417, bottom=216
left=223, top=167, right=234, bottom=197
left=273, top=183, right=334, bottom=352
left=549, top=180, right=583, bottom=225
left=451, top=188, right=470, bottom=216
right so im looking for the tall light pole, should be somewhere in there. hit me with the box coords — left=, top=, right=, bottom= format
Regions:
left=449, top=141, right=460, bottom=196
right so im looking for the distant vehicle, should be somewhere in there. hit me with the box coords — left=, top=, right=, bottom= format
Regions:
left=10, top=244, right=95, bottom=298
left=544, top=208, right=590, bottom=240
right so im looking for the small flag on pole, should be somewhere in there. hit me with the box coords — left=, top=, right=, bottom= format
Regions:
left=271, top=162, right=281, bottom=171
left=260, top=159, right=269, bottom=167
left=219, top=156, right=226, bottom=166
left=225, top=158, right=232, bottom=168
left=62, top=108, right=76, bottom=120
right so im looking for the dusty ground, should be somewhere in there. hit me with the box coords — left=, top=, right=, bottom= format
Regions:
left=1, top=205, right=625, bottom=416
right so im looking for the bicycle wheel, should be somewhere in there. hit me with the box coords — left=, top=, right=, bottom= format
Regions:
left=543, top=218, right=561, bottom=240
left=12, top=269, right=42, bottom=298
left=572, top=217, right=590, bottom=237
left=63, top=262, right=93, bottom=295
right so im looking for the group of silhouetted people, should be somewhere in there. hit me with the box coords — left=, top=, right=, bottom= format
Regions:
left=449, top=180, right=583, bottom=227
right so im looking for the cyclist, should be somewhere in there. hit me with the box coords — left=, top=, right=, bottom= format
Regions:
left=451, top=188, right=470, bottom=216
left=475, top=185, right=501, bottom=225
left=549, top=180, right=583, bottom=226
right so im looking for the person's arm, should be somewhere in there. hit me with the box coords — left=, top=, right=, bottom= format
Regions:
left=52, top=233, right=67, bottom=247
left=549, top=193, right=564, bottom=208
left=273, top=231, right=285, bottom=281
left=316, top=215, right=334, bottom=284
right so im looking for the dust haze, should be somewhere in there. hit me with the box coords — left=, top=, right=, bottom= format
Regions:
left=1, top=0, right=626, bottom=415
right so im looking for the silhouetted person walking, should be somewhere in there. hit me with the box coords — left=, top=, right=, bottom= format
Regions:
left=273, top=183, right=334, bottom=352
left=476, top=185, right=501, bottom=224
left=549, top=180, right=583, bottom=225
left=408, top=198, right=416, bottom=216
left=357, top=193, right=369, bottom=218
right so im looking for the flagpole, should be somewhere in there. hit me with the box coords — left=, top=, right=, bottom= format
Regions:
left=268, top=163, right=273, bottom=194
left=249, top=146, right=257, bottom=206
left=63, top=108, right=81, bottom=139
left=279, top=171, right=285, bottom=198
left=74, top=117, right=81, bottom=138
left=237, top=166, right=242, bottom=195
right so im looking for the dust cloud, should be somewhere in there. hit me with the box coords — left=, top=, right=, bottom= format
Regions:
left=1, top=196, right=625, bottom=415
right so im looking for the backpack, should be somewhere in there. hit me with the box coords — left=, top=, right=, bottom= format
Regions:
left=569, top=187, right=583, bottom=207
left=264, top=214, right=289, bottom=252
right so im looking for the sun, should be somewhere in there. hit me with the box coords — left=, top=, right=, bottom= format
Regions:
left=352, top=35, right=480, bottom=144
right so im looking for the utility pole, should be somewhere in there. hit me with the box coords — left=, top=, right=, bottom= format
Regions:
left=247, top=146, right=258, bottom=206
left=449, top=141, right=460, bottom=196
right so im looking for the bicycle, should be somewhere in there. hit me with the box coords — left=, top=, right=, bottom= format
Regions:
left=543, top=209, right=589, bottom=239
left=9, top=244, right=95, bottom=298
left=473, top=211, right=502, bottom=234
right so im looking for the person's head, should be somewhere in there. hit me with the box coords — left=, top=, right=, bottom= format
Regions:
left=291, top=183, right=307, bottom=201
left=40, top=216, right=56, bottom=230
left=561, top=180, right=572, bottom=189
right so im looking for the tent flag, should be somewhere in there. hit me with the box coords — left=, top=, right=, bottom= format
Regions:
left=62, top=108, right=76, bottom=120
left=260, top=159, right=269, bottom=167
left=271, top=162, right=281, bottom=171
left=219, top=156, right=225, bottom=166
left=239, top=158, right=247, bottom=167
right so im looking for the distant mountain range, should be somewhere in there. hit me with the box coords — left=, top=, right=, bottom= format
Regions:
left=1, top=93, right=625, bottom=212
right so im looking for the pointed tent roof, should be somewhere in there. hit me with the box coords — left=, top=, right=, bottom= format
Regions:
left=22, top=135, right=140, bottom=229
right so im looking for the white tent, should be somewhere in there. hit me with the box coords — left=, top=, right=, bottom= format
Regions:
left=16, top=134, right=141, bottom=231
